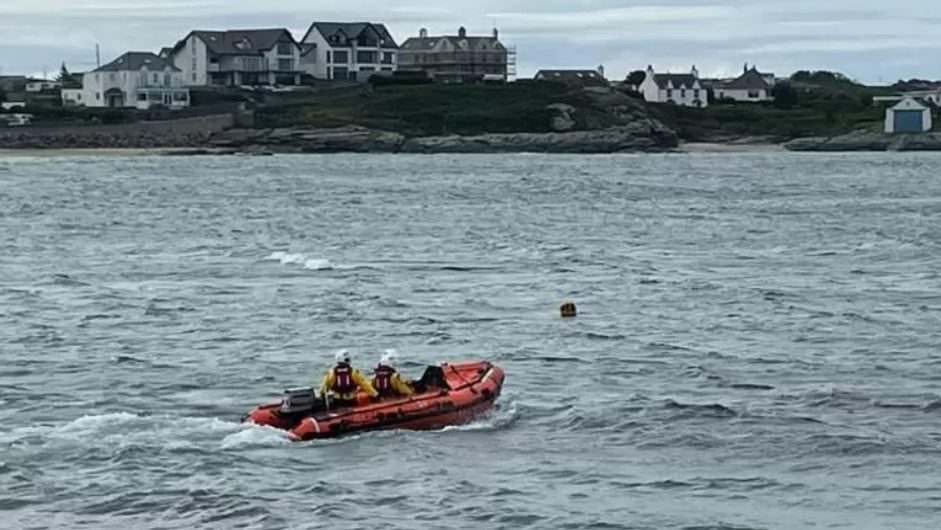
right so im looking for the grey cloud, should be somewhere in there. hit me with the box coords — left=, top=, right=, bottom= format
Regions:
left=1, top=0, right=940, bottom=82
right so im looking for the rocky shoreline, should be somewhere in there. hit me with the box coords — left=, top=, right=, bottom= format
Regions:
left=202, top=121, right=680, bottom=154
left=0, top=123, right=680, bottom=155
left=784, top=130, right=941, bottom=151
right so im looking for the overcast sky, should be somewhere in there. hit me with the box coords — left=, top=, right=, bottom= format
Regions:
left=0, top=0, right=937, bottom=83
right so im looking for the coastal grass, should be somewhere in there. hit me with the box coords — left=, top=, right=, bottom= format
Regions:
left=652, top=102, right=885, bottom=141
left=253, top=81, right=615, bottom=137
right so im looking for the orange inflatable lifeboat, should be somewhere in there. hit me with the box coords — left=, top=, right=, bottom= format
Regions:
left=243, top=360, right=505, bottom=441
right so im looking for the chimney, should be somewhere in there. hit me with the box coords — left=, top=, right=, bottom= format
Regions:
left=419, top=27, right=428, bottom=38
left=493, top=27, right=499, bottom=39
left=597, top=64, right=605, bottom=78
left=691, top=64, right=699, bottom=78
left=458, top=26, right=466, bottom=38
left=744, top=62, right=748, bottom=73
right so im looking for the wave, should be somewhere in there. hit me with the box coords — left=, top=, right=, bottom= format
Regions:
left=265, top=251, right=333, bottom=270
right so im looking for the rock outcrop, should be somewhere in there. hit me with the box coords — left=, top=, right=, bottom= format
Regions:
left=204, top=121, right=678, bottom=154
left=784, top=130, right=941, bottom=151
left=0, top=86, right=680, bottom=154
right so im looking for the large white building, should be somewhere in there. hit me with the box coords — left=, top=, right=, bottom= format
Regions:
left=78, top=52, right=189, bottom=109
left=299, top=22, right=398, bottom=81
left=163, top=28, right=302, bottom=87
left=638, top=64, right=707, bottom=107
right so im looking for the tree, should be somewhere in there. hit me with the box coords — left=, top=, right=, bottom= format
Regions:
left=626, top=70, right=646, bottom=87
left=771, top=81, right=799, bottom=109
left=55, top=62, right=70, bottom=83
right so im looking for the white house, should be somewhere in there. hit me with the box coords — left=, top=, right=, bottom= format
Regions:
left=638, top=64, right=707, bottom=107
left=61, top=87, right=84, bottom=106
left=299, top=22, right=398, bottom=81
left=26, top=78, right=60, bottom=92
left=714, top=64, right=775, bottom=102
left=81, top=51, right=190, bottom=109
left=883, top=96, right=932, bottom=133
left=164, top=28, right=302, bottom=87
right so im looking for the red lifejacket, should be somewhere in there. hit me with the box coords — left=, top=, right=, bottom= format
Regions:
left=332, top=364, right=356, bottom=394
left=373, top=365, right=396, bottom=396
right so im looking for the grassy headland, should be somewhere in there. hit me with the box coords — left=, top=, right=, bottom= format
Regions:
left=252, top=80, right=652, bottom=137
left=648, top=71, right=901, bottom=142
left=251, top=70, right=911, bottom=144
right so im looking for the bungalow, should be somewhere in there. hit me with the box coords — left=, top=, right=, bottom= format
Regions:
left=638, top=64, right=707, bottom=107
left=299, top=22, right=398, bottom=81
left=164, top=28, right=303, bottom=87
left=714, top=64, right=776, bottom=102
left=535, top=67, right=609, bottom=87
left=26, top=78, right=60, bottom=92
left=80, top=51, right=190, bottom=109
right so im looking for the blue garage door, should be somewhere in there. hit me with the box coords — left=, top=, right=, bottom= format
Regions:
left=894, top=109, right=924, bottom=132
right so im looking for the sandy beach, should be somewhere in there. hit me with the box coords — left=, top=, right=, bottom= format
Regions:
left=675, top=141, right=786, bottom=153
left=0, top=148, right=193, bottom=157
left=0, top=142, right=787, bottom=157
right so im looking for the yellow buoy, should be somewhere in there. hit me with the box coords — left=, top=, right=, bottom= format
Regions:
left=559, top=300, right=577, bottom=318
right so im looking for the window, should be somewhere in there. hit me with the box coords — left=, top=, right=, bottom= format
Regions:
left=747, top=89, right=761, bottom=98
left=333, top=50, right=349, bottom=64
left=333, top=66, right=348, bottom=79
left=241, top=57, right=262, bottom=71
left=173, top=92, right=188, bottom=102
left=360, top=66, right=375, bottom=72
left=192, top=73, right=197, bottom=82
left=381, top=52, right=394, bottom=64
left=667, top=89, right=673, bottom=98
left=357, top=51, right=377, bottom=64
left=138, top=93, right=147, bottom=101
left=327, top=51, right=331, bottom=63
left=164, top=73, right=171, bottom=86
left=277, top=42, right=293, bottom=55
left=153, top=73, right=159, bottom=83
left=681, top=89, right=686, bottom=98
left=277, top=59, right=294, bottom=71
left=694, top=89, right=700, bottom=98
left=96, top=92, right=101, bottom=100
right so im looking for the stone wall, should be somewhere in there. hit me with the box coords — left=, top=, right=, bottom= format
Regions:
left=0, top=114, right=234, bottom=149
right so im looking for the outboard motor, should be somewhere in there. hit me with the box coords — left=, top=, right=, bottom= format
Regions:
left=280, top=387, right=315, bottom=414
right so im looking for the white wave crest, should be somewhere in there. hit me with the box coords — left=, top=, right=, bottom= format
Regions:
left=265, top=251, right=333, bottom=270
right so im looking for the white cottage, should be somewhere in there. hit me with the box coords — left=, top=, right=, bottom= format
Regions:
left=638, top=64, right=707, bottom=107
left=884, top=96, right=932, bottom=133
left=81, top=52, right=189, bottom=109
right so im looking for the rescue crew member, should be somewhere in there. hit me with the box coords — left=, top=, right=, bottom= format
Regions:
left=319, top=350, right=377, bottom=407
left=372, top=351, right=413, bottom=399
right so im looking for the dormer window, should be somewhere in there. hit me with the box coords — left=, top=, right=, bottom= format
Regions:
left=234, top=37, right=251, bottom=50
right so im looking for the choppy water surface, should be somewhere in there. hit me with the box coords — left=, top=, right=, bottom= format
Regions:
left=2, top=152, right=941, bottom=529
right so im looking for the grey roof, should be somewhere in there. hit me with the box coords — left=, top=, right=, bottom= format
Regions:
left=171, top=28, right=298, bottom=57
left=653, top=74, right=698, bottom=89
left=535, top=69, right=608, bottom=86
left=304, top=22, right=398, bottom=49
left=401, top=29, right=504, bottom=52
left=721, top=67, right=772, bottom=90
left=93, top=52, right=180, bottom=73
left=158, top=46, right=173, bottom=58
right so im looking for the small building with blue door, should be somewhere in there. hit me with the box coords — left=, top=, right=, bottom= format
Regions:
left=884, top=96, right=932, bottom=133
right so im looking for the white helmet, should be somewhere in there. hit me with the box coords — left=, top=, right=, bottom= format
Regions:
left=335, top=349, right=351, bottom=364
left=379, top=349, right=399, bottom=367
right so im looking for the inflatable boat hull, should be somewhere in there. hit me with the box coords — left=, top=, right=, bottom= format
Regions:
left=243, top=360, right=505, bottom=441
